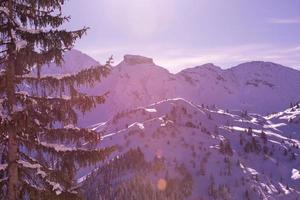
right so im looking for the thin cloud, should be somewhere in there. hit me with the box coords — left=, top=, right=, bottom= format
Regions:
left=267, top=18, right=300, bottom=24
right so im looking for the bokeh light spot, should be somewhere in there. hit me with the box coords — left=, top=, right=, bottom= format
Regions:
left=157, top=178, right=167, bottom=191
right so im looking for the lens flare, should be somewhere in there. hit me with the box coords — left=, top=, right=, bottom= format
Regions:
left=157, top=178, right=167, bottom=191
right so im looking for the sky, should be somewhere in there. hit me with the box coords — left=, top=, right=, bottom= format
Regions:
left=63, top=0, right=300, bottom=72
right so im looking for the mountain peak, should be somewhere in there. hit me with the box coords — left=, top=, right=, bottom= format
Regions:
left=231, top=61, right=286, bottom=71
left=179, top=63, right=222, bottom=74
left=198, top=63, right=221, bottom=70
left=229, top=61, right=300, bottom=77
left=123, top=54, right=154, bottom=65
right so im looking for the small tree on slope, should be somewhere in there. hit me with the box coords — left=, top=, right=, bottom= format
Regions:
left=0, top=0, right=114, bottom=199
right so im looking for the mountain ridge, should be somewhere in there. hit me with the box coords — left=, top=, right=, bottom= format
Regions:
left=47, top=49, right=300, bottom=126
left=56, top=49, right=300, bottom=74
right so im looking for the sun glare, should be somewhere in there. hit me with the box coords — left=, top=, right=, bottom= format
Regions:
left=102, top=0, right=174, bottom=38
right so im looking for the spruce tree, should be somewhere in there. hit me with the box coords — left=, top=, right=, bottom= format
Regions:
left=0, top=0, right=114, bottom=199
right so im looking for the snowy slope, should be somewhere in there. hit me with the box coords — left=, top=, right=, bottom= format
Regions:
left=81, top=99, right=300, bottom=200
left=264, top=104, right=300, bottom=140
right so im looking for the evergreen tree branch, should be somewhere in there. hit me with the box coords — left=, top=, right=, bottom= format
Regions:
left=19, top=173, right=81, bottom=200
left=19, top=65, right=110, bottom=90
left=20, top=138, right=115, bottom=168
left=14, top=91, right=108, bottom=117
left=14, top=3, right=70, bottom=28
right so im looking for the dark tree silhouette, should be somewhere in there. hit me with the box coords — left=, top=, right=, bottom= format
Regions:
left=0, top=0, right=114, bottom=199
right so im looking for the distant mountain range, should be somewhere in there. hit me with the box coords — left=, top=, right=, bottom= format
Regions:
left=49, top=50, right=300, bottom=126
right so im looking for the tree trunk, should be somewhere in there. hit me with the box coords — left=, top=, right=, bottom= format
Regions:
left=7, top=45, right=19, bottom=200
left=7, top=59, right=18, bottom=200
left=7, top=52, right=19, bottom=200
left=8, top=127, right=18, bottom=200
left=7, top=0, right=19, bottom=199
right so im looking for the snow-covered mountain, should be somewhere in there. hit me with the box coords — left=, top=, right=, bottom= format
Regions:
left=42, top=50, right=300, bottom=125
left=36, top=49, right=300, bottom=199
left=80, top=98, right=300, bottom=199
left=60, top=50, right=300, bottom=126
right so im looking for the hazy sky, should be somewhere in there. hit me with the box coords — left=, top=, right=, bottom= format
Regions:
left=63, top=0, right=300, bottom=72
